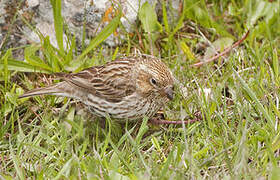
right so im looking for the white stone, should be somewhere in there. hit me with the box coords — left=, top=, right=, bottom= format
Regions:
left=27, top=0, right=40, bottom=8
left=28, top=22, right=68, bottom=49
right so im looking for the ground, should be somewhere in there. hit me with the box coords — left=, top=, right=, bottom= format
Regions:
left=1, top=0, right=280, bottom=179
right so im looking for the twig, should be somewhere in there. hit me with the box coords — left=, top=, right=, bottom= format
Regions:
left=135, top=27, right=144, bottom=50
left=191, top=30, right=250, bottom=68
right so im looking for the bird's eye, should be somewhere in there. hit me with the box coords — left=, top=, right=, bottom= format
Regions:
left=150, top=78, right=157, bottom=86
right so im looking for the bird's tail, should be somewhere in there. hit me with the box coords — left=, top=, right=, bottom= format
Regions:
left=19, top=82, right=72, bottom=98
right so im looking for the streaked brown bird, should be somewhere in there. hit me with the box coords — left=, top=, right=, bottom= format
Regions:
left=20, top=54, right=175, bottom=121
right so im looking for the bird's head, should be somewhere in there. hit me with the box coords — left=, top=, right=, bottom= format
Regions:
left=134, top=56, right=175, bottom=101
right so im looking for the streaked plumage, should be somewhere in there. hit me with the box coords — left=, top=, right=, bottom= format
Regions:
left=20, top=54, right=175, bottom=121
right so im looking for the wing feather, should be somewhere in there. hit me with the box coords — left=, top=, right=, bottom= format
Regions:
left=20, top=57, right=138, bottom=103
left=62, top=59, right=136, bottom=103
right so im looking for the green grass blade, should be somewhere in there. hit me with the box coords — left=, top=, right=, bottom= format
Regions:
left=50, top=0, right=64, bottom=53
left=0, top=59, right=51, bottom=73
left=42, top=38, right=63, bottom=72
left=23, top=143, right=56, bottom=159
left=135, top=117, right=149, bottom=144
left=139, top=2, right=162, bottom=34
left=9, top=141, right=25, bottom=180
left=24, top=45, right=54, bottom=71
left=159, top=147, right=174, bottom=179
left=162, top=1, right=170, bottom=33
left=76, top=14, right=121, bottom=61
left=109, top=138, right=135, bottom=174
left=54, top=157, right=73, bottom=180
left=1, top=49, right=11, bottom=89
left=233, top=69, right=274, bottom=129
left=126, top=129, right=150, bottom=176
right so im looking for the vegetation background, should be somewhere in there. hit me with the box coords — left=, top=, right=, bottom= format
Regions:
left=0, top=0, right=280, bottom=179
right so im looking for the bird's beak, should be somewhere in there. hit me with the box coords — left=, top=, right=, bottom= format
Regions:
left=164, top=86, right=174, bottom=100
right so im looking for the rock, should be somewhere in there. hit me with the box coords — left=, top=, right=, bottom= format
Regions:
left=27, top=21, right=68, bottom=49
left=1, top=0, right=183, bottom=54
left=26, top=0, right=40, bottom=8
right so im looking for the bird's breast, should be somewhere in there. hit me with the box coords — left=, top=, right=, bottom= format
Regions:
left=85, top=92, right=165, bottom=121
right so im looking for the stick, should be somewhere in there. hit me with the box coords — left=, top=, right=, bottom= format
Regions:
left=191, top=30, right=250, bottom=68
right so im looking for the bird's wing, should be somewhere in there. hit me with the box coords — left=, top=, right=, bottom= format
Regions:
left=64, top=61, right=136, bottom=103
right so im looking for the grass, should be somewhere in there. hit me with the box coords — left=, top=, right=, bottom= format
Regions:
left=1, top=0, right=280, bottom=179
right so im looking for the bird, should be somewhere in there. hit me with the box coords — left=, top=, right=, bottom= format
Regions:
left=19, top=54, right=175, bottom=122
